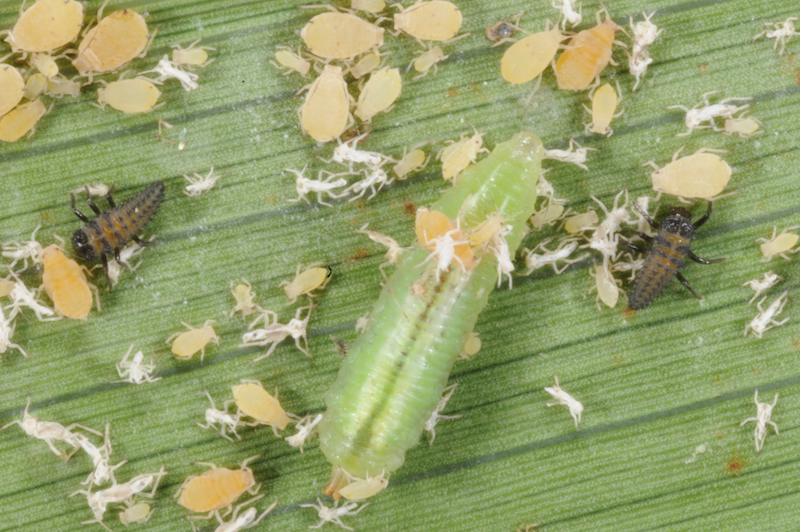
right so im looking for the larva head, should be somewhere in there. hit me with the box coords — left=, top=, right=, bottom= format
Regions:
left=662, top=207, right=695, bottom=238
left=72, top=229, right=97, bottom=261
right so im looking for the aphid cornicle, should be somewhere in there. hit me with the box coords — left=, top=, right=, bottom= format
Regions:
left=626, top=201, right=724, bottom=310
left=71, top=181, right=165, bottom=286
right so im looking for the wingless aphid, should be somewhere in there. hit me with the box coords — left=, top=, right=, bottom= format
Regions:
left=625, top=201, right=724, bottom=310
left=318, top=131, right=544, bottom=492
left=71, top=181, right=165, bottom=287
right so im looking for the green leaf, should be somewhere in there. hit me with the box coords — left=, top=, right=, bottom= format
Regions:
left=1, top=0, right=800, bottom=531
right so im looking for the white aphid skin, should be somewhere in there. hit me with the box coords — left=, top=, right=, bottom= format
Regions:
left=355, top=223, right=405, bottom=276
left=552, top=0, right=582, bottom=30
left=345, top=167, right=395, bottom=201
left=69, top=184, right=111, bottom=197
left=523, top=237, right=586, bottom=275
left=230, top=279, right=260, bottom=319
left=286, top=413, right=323, bottom=453
left=1, top=224, right=44, bottom=272
left=325, top=133, right=390, bottom=170
left=299, top=498, right=368, bottom=531
left=183, top=167, right=222, bottom=197
left=354, top=314, right=370, bottom=334
left=424, top=382, right=461, bottom=446
left=742, top=271, right=783, bottom=304
left=338, top=470, right=389, bottom=500
left=666, top=90, right=752, bottom=137
left=757, top=225, right=800, bottom=262
left=628, top=12, right=662, bottom=91
left=723, top=116, right=763, bottom=138
left=205, top=497, right=278, bottom=532
left=544, top=375, right=583, bottom=428
left=6, top=278, right=58, bottom=321
left=754, top=17, right=799, bottom=56
left=740, top=390, right=779, bottom=453
left=286, top=166, right=349, bottom=207
left=115, top=344, right=160, bottom=384
left=417, top=225, right=469, bottom=282
left=106, top=239, right=149, bottom=286
left=490, top=224, right=515, bottom=288
left=632, top=196, right=652, bottom=233
left=610, top=254, right=645, bottom=281
left=75, top=423, right=126, bottom=488
left=140, top=55, right=199, bottom=91
left=628, top=50, right=653, bottom=91
left=584, top=190, right=632, bottom=261
left=744, top=291, right=789, bottom=339
left=240, top=305, right=313, bottom=362
left=542, top=139, right=597, bottom=171
left=197, top=390, right=242, bottom=442
left=0, top=305, right=26, bottom=358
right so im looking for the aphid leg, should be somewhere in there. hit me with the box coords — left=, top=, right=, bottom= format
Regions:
left=71, top=194, right=91, bottom=223
left=675, top=272, right=702, bottom=299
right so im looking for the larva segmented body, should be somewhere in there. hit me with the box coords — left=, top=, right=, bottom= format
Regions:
left=318, top=132, right=543, bottom=481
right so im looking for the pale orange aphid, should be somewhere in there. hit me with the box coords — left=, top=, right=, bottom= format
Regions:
left=96, top=78, right=162, bottom=114
left=414, top=208, right=477, bottom=269
left=0, top=64, right=25, bottom=117
left=46, top=76, right=81, bottom=97
left=176, top=455, right=259, bottom=516
left=1, top=0, right=84, bottom=54
left=23, top=73, right=46, bottom=99
left=41, top=244, right=93, bottom=320
left=644, top=147, right=731, bottom=200
left=300, top=8, right=384, bottom=60
left=167, top=320, right=219, bottom=361
left=584, top=80, right=623, bottom=136
left=298, top=65, right=354, bottom=143
left=438, top=129, right=488, bottom=182
left=73, top=4, right=154, bottom=76
left=0, top=99, right=47, bottom=142
left=556, top=9, right=621, bottom=91
left=232, top=380, right=293, bottom=434
left=501, top=26, right=563, bottom=86
left=393, top=1, right=463, bottom=42
left=355, top=67, right=402, bottom=122
left=280, top=263, right=331, bottom=304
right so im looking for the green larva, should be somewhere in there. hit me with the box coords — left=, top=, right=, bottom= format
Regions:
left=318, top=132, right=544, bottom=489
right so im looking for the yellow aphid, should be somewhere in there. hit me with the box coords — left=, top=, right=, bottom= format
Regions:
left=349, top=52, right=382, bottom=79
left=758, top=226, right=800, bottom=262
left=352, top=0, right=386, bottom=14
left=167, top=320, right=219, bottom=361
left=393, top=1, right=463, bottom=41
left=584, top=81, right=622, bottom=136
left=591, top=263, right=619, bottom=309
left=410, top=46, right=447, bottom=79
left=414, top=208, right=477, bottom=268
left=119, top=502, right=153, bottom=525
left=469, top=213, right=507, bottom=248
left=73, top=8, right=152, bottom=75
left=41, top=244, right=93, bottom=320
left=232, top=380, right=292, bottom=430
left=646, top=147, right=731, bottom=200
left=723, top=116, right=762, bottom=138
left=46, top=76, right=81, bottom=97
left=501, top=27, right=563, bottom=85
left=299, top=64, right=353, bottom=143
left=171, top=39, right=215, bottom=67
left=176, top=456, right=258, bottom=514
left=96, top=78, right=162, bottom=114
left=355, top=67, right=402, bottom=122
left=24, top=73, right=46, bottom=99
left=0, top=279, right=15, bottom=298
left=2, top=0, right=84, bottom=54
left=29, top=53, right=58, bottom=78
left=460, top=331, right=482, bottom=358
left=564, top=209, right=599, bottom=233
left=0, top=64, right=25, bottom=117
left=0, top=99, right=47, bottom=142
left=338, top=472, right=389, bottom=500
left=281, top=263, right=331, bottom=304
left=439, top=129, right=487, bottom=182
left=556, top=9, right=620, bottom=91
left=230, top=279, right=259, bottom=318
left=393, top=147, right=428, bottom=179
left=301, top=10, right=384, bottom=60
left=531, top=203, right=565, bottom=229
left=273, top=47, right=311, bottom=77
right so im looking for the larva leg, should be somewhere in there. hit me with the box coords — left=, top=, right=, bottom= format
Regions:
left=71, top=194, right=91, bottom=223
left=675, top=272, right=702, bottom=299
left=687, top=251, right=725, bottom=265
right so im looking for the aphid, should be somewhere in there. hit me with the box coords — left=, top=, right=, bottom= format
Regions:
left=197, top=390, right=242, bottom=442
left=299, top=65, right=354, bottom=144
left=489, top=224, right=515, bottom=288
left=281, top=263, right=331, bottom=304
left=286, top=413, right=323, bottom=453
left=611, top=253, right=644, bottom=281
left=41, top=244, right=95, bottom=320
left=486, top=14, right=522, bottom=43
left=393, top=146, right=429, bottom=179
left=1, top=0, right=84, bottom=54
left=6, top=278, right=57, bottom=321
left=754, top=17, right=799, bottom=56
left=176, top=456, right=259, bottom=516
left=0, top=99, right=47, bottom=142
left=758, top=226, right=800, bottom=262
left=0, top=278, right=14, bottom=298
left=723, top=116, right=762, bottom=138
left=119, top=501, right=153, bottom=526
left=563, top=209, right=599, bottom=234
left=0, top=64, right=25, bottom=118
left=29, top=53, right=58, bottom=77
left=584, top=80, right=623, bottom=137
left=318, top=132, right=544, bottom=483
left=590, top=261, right=620, bottom=309
left=71, top=466, right=167, bottom=526
left=96, top=78, right=163, bottom=114
left=239, top=305, right=313, bottom=361
left=418, top=218, right=473, bottom=282
left=356, top=223, right=405, bottom=275
left=740, top=390, right=779, bottom=453
left=555, top=7, right=621, bottom=91
left=287, top=166, right=349, bottom=207
left=344, top=167, right=394, bottom=201
left=500, top=25, right=563, bottom=92
left=458, top=331, right=481, bottom=360
left=167, top=320, right=220, bottom=362
left=230, top=279, right=260, bottom=319
left=338, top=470, right=389, bottom=500
left=300, top=8, right=385, bottom=60
left=531, top=203, right=566, bottom=230
left=667, top=91, right=752, bottom=137
left=171, top=39, right=216, bottom=68
left=627, top=11, right=661, bottom=90
left=544, top=375, right=583, bottom=428
left=115, top=344, right=160, bottom=384
left=523, top=237, right=585, bottom=275
left=1, top=398, right=102, bottom=459
left=354, top=314, right=369, bottom=334
left=424, top=382, right=461, bottom=446
left=408, top=45, right=447, bottom=79
left=70, top=181, right=165, bottom=286
left=348, top=51, right=382, bottom=79
left=105, top=238, right=149, bottom=286
left=744, top=291, right=789, bottom=339
left=140, top=55, right=199, bottom=91
left=23, top=72, right=46, bottom=99
left=626, top=201, right=724, bottom=311
left=585, top=190, right=631, bottom=260
left=232, top=380, right=293, bottom=436
left=352, top=0, right=386, bottom=15
left=439, top=128, right=488, bottom=182
left=542, top=138, right=597, bottom=171
left=184, top=167, right=222, bottom=197
left=392, top=1, right=463, bottom=42
left=354, top=67, right=402, bottom=123
left=645, top=147, right=731, bottom=201
left=553, top=0, right=582, bottom=30
left=46, top=75, right=81, bottom=97
left=2, top=224, right=43, bottom=272
left=468, top=212, right=507, bottom=249
left=742, top=271, right=782, bottom=304
left=207, top=497, right=278, bottom=532
left=75, top=423, right=126, bottom=487
left=299, top=498, right=367, bottom=531
left=72, top=6, right=154, bottom=76
left=631, top=196, right=652, bottom=233
left=0, top=306, right=25, bottom=358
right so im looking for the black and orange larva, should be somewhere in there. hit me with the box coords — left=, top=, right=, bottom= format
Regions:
left=626, top=201, right=724, bottom=311
left=71, top=181, right=165, bottom=286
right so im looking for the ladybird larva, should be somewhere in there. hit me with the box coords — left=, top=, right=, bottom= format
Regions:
left=318, top=132, right=543, bottom=483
